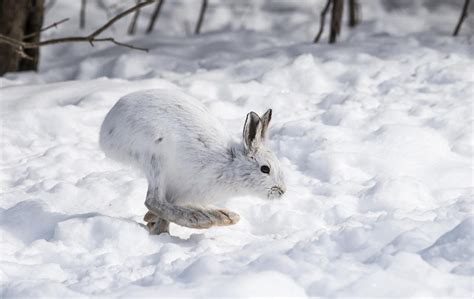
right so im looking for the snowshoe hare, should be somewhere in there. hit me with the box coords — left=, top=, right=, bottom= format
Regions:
left=100, top=89, right=286, bottom=234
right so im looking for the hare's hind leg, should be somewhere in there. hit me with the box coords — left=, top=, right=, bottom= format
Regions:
left=144, top=210, right=170, bottom=235
left=145, top=187, right=240, bottom=229
left=144, top=157, right=239, bottom=230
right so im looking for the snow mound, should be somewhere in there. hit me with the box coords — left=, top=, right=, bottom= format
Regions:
left=421, top=217, right=474, bottom=276
left=360, top=176, right=436, bottom=213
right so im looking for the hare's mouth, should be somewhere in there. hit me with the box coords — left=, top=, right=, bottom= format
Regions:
left=268, top=186, right=285, bottom=199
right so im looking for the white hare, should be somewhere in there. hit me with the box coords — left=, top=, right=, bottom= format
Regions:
left=99, top=89, right=286, bottom=234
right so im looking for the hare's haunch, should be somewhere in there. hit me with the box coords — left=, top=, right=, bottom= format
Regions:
left=100, top=89, right=286, bottom=235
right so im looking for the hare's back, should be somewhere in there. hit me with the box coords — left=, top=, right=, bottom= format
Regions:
left=100, top=89, right=229, bottom=162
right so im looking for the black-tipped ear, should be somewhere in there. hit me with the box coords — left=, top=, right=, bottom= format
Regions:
left=260, top=109, right=272, bottom=140
left=243, top=111, right=262, bottom=154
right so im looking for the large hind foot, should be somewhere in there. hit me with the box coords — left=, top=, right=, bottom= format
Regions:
left=204, top=208, right=240, bottom=227
left=144, top=207, right=240, bottom=230
left=184, top=207, right=240, bottom=228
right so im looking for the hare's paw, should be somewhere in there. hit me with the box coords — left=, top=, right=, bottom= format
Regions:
left=146, top=221, right=156, bottom=231
left=144, top=210, right=158, bottom=223
left=187, top=210, right=216, bottom=229
left=144, top=211, right=170, bottom=235
left=187, top=208, right=240, bottom=228
left=214, top=209, right=240, bottom=226
left=147, top=219, right=170, bottom=235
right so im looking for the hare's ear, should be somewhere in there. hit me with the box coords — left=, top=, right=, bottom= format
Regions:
left=243, top=111, right=262, bottom=154
left=260, top=109, right=272, bottom=140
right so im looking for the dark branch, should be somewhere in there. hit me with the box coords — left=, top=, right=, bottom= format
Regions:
left=92, top=38, right=148, bottom=51
left=0, top=35, right=25, bottom=48
left=314, top=0, right=332, bottom=43
left=23, top=18, right=69, bottom=40
left=453, top=0, right=471, bottom=36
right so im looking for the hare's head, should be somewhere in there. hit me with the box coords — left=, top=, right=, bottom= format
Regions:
left=232, top=109, right=286, bottom=199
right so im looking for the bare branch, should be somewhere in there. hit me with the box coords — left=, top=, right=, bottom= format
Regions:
left=0, top=36, right=33, bottom=61
left=93, top=38, right=148, bottom=52
left=453, top=0, right=471, bottom=36
left=0, top=35, right=25, bottom=48
left=195, top=0, right=208, bottom=35
left=0, top=0, right=155, bottom=54
left=23, top=18, right=69, bottom=40
left=90, top=0, right=154, bottom=39
left=314, top=0, right=332, bottom=43
left=16, top=48, right=33, bottom=60
left=146, top=0, right=165, bottom=34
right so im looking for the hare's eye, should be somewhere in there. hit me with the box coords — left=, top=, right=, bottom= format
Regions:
left=260, top=165, right=270, bottom=174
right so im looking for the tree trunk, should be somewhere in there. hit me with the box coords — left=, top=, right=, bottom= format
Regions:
left=0, top=0, right=44, bottom=75
left=195, top=0, right=208, bottom=35
left=313, top=0, right=332, bottom=43
left=453, top=0, right=471, bottom=36
left=348, top=0, right=359, bottom=28
left=128, top=0, right=141, bottom=35
left=80, top=0, right=86, bottom=29
left=20, top=0, right=45, bottom=71
left=146, top=0, right=165, bottom=34
left=329, top=0, right=344, bottom=43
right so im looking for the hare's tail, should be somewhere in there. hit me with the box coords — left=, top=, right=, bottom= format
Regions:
left=145, top=201, right=240, bottom=229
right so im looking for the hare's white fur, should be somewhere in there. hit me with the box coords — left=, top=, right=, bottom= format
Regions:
left=100, top=89, right=285, bottom=234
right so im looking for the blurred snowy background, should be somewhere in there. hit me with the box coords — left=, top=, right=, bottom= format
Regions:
left=0, top=0, right=473, bottom=297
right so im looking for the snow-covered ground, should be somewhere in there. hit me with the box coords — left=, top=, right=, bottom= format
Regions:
left=1, top=0, right=473, bottom=297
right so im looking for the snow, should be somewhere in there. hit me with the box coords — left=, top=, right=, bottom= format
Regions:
left=1, top=0, right=473, bottom=297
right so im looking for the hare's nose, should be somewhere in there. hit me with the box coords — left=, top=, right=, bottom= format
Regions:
left=271, top=186, right=285, bottom=196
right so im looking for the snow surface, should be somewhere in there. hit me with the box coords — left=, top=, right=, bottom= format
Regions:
left=1, top=0, right=473, bottom=297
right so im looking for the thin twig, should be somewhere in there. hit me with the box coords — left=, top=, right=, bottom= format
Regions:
left=15, top=48, right=34, bottom=60
left=314, top=0, right=332, bottom=43
left=23, top=18, right=69, bottom=40
left=0, top=0, right=155, bottom=57
left=0, top=35, right=24, bottom=48
left=92, top=38, right=149, bottom=51
left=453, top=0, right=471, bottom=36
left=88, top=0, right=154, bottom=39
left=195, top=0, right=208, bottom=35
left=146, top=0, right=165, bottom=34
